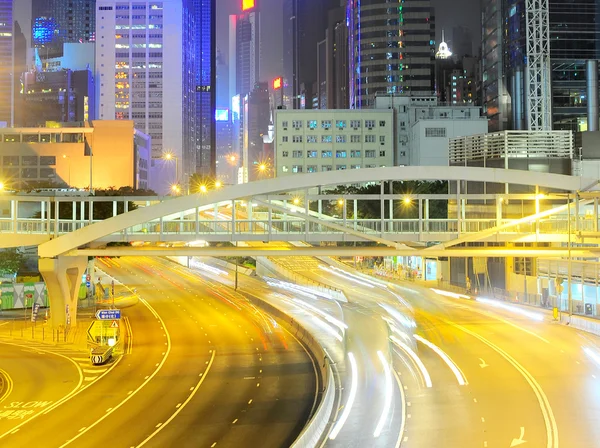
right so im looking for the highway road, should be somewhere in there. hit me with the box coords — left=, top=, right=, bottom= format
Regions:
left=236, top=255, right=600, bottom=448
left=0, top=256, right=317, bottom=448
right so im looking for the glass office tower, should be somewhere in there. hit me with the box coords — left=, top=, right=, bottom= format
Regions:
left=0, top=0, right=12, bottom=125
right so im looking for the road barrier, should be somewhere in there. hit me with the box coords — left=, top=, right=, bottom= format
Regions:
left=560, top=313, right=600, bottom=337
left=90, top=345, right=114, bottom=365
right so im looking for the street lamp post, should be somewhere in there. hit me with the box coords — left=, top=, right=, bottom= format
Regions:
left=163, top=152, right=179, bottom=185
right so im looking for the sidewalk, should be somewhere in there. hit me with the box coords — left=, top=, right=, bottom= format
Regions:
left=0, top=309, right=93, bottom=353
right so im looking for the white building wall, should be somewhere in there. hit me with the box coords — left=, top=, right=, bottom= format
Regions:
left=274, top=110, right=394, bottom=177
left=96, top=0, right=183, bottom=160
left=412, top=119, right=489, bottom=166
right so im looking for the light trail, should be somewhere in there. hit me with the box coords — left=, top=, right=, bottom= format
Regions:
left=319, top=265, right=375, bottom=288
left=584, top=347, right=600, bottom=368
left=189, top=259, right=229, bottom=276
left=414, top=335, right=467, bottom=386
left=374, top=351, right=393, bottom=438
left=476, top=297, right=545, bottom=321
left=430, top=288, right=470, bottom=300
left=329, top=352, right=359, bottom=440
left=292, top=299, right=348, bottom=334
left=379, top=302, right=417, bottom=329
left=390, top=336, right=433, bottom=388
left=328, top=265, right=387, bottom=288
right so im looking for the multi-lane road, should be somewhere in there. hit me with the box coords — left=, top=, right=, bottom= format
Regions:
left=268, top=255, right=600, bottom=448
left=0, top=256, right=317, bottom=448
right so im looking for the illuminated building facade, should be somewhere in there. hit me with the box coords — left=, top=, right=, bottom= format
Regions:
left=0, top=0, right=13, bottom=126
left=229, top=5, right=259, bottom=99
left=32, top=0, right=96, bottom=53
left=348, top=0, right=436, bottom=109
left=95, top=0, right=197, bottom=182
left=194, top=0, right=216, bottom=177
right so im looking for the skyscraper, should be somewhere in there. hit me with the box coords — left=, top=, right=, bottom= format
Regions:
left=229, top=5, right=260, bottom=98
left=0, top=0, right=13, bottom=126
left=194, top=0, right=216, bottom=177
left=282, top=0, right=340, bottom=110
left=483, top=0, right=600, bottom=131
left=32, top=0, right=96, bottom=51
left=348, top=0, right=436, bottom=109
left=96, top=0, right=196, bottom=179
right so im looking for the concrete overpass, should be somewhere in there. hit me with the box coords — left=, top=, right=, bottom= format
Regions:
left=8, top=166, right=597, bottom=328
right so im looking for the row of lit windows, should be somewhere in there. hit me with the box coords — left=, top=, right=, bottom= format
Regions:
left=283, top=135, right=384, bottom=144
left=283, top=119, right=384, bottom=130
left=281, top=150, right=386, bottom=158
left=282, top=164, right=380, bottom=173
left=115, top=63, right=162, bottom=69
left=116, top=43, right=162, bottom=48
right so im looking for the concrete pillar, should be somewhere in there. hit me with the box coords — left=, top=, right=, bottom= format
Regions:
left=39, top=256, right=88, bottom=328
left=587, top=60, right=599, bottom=132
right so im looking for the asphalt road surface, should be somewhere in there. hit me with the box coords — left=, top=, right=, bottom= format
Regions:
left=0, top=256, right=317, bottom=448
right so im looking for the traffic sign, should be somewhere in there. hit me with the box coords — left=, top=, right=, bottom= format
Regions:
left=95, top=309, right=121, bottom=320
left=110, top=320, right=119, bottom=329
left=86, top=274, right=91, bottom=282
left=86, top=281, right=91, bottom=288
left=31, top=303, right=40, bottom=323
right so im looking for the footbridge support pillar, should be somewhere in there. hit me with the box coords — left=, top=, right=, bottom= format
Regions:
left=39, top=256, right=88, bottom=328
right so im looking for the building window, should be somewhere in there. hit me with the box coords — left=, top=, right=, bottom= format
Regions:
left=335, top=135, right=346, bottom=143
left=379, top=120, right=386, bottom=127
left=282, top=166, right=289, bottom=172
left=21, top=156, right=38, bottom=166
left=365, top=150, right=376, bottom=158
left=350, top=150, right=361, bottom=158
left=350, top=120, right=361, bottom=128
left=292, top=135, right=303, bottom=143
left=282, top=136, right=288, bottom=143
left=40, top=156, right=56, bottom=166
left=292, top=120, right=303, bottom=128
left=380, top=136, right=386, bottom=143
left=307, top=150, right=317, bottom=158
left=336, top=120, right=346, bottom=129
left=282, top=120, right=288, bottom=128
left=336, top=165, right=347, bottom=170
left=322, top=135, right=332, bottom=143
left=380, top=150, right=386, bottom=157
left=292, top=150, right=303, bottom=158
left=322, top=165, right=333, bottom=172
left=336, top=150, right=347, bottom=158
left=282, top=151, right=289, bottom=157
left=321, top=120, right=332, bottom=130
left=365, top=135, right=376, bottom=143
left=351, top=135, right=361, bottom=143
left=351, top=164, right=361, bottom=169
left=292, top=165, right=303, bottom=173
left=365, top=120, right=375, bottom=128
left=321, top=150, right=332, bottom=158
left=307, top=165, right=317, bottom=173
left=425, top=127, right=447, bottom=138
left=307, top=135, right=317, bottom=143
left=307, top=120, right=317, bottom=129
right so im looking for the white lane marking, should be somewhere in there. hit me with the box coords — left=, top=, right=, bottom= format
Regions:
left=83, top=377, right=96, bottom=382
left=136, top=351, right=216, bottom=447
left=232, top=419, right=238, bottom=424
left=452, top=322, right=558, bottom=448
left=414, top=335, right=468, bottom=386
left=82, top=369, right=107, bottom=374
left=59, top=297, right=171, bottom=448
left=0, top=340, right=85, bottom=440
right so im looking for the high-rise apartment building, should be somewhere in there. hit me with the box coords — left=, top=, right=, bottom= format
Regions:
left=95, top=0, right=199, bottom=181
left=348, top=0, right=436, bottom=109
left=32, top=0, right=96, bottom=51
left=0, top=0, right=13, bottom=126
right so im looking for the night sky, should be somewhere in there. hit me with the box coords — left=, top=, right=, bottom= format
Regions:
left=216, top=0, right=481, bottom=84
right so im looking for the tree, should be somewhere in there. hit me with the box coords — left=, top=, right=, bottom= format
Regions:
left=0, top=249, right=25, bottom=277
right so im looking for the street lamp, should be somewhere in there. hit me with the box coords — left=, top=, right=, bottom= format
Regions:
left=215, top=180, right=223, bottom=189
left=0, top=182, right=5, bottom=191
left=163, top=152, right=179, bottom=185
left=199, top=184, right=208, bottom=193
left=171, top=184, right=181, bottom=195
left=62, top=154, right=71, bottom=187
left=403, top=196, right=412, bottom=205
